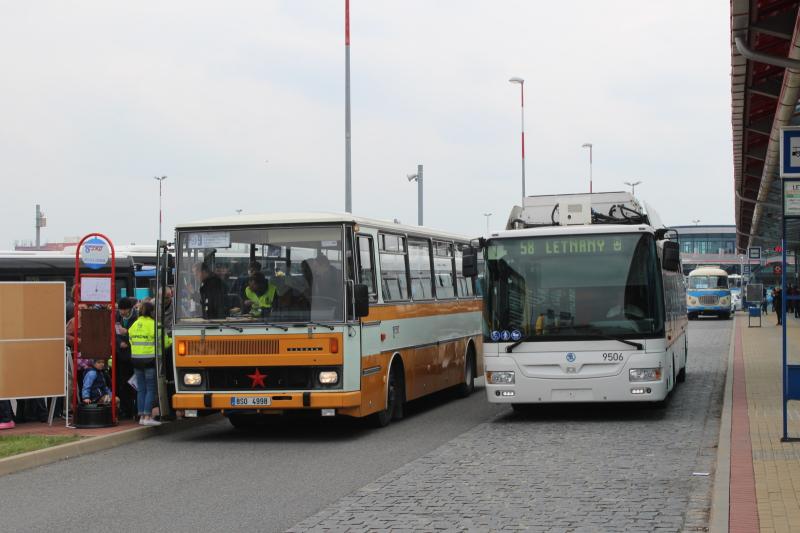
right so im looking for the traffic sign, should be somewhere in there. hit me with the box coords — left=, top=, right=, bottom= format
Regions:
left=749, top=246, right=761, bottom=260
left=743, top=264, right=751, bottom=275
left=775, top=264, right=783, bottom=275
left=781, top=126, right=800, bottom=178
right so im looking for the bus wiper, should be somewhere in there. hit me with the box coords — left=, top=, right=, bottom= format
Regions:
left=585, top=333, right=643, bottom=350
left=506, top=335, right=537, bottom=353
left=264, top=323, right=289, bottom=331
left=203, top=322, right=244, bottom=333
left=297, top=321, right=336, bottom=331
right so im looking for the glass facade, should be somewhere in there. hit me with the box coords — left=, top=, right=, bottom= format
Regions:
left=679, top=233, right=736, bottom=255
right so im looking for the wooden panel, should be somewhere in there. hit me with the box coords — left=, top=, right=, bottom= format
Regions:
left=0, top=283, right=65, bottom=340
left=0, top=283, right=66, bottom=399
left=80, top=308, right=112, bottom=358
left=0, top=340, right=65, bottom=398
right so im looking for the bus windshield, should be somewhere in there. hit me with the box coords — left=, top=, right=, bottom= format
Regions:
left=688, top=276, right=727, bottom=289
left=484, top=233, right=664, bottom=340
left=176, top=226, right=345, bottom=324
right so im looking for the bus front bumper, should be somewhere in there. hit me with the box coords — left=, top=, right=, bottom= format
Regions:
left=173, top=391, right=361, bottom=411
left=687, top=305, right=728, bottom=314
left=484, top=356, right=668, bottom=403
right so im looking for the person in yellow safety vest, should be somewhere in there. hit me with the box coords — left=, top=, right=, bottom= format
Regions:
left=128, top=301, right=172, bottom=426
left=242, top=271, right=276, bottom=317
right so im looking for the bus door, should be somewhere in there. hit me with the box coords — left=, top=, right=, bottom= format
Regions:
left=154, top=240, right=174, bottom=419
left=355, top=233, right=382, bottom=392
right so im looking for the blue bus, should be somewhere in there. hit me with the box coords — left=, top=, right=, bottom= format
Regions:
left=686, top=267, right=732, bottom=319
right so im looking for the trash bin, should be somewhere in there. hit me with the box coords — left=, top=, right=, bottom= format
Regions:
left=748, top=305, right=761, bottom=327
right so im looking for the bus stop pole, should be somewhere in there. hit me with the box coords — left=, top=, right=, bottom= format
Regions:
left=783, top=216, right=789, bottom=441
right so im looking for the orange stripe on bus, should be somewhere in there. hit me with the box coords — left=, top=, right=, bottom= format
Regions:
left=365, top=299, right=482, bottom=321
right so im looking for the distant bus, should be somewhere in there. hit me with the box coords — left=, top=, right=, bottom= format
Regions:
left=170, top=212, right=482, bottom=427
left=728, top=273, right=743, bottom=310
left=0, top=251, right=136, bottom=302
left=686, top=267, right=732, bottom=319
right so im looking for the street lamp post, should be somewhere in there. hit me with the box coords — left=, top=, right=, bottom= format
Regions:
left=582, top=143, right=593, bottom=193
left=624, top=180, right=642, bottom=196
left=235, top=209, right=243, bottom=216
left=692, top=219, right=701, bottom=226
left=407, top=164, right=423, bottom=226
left=483, top=212, right=492, bottom=235
left=509, top=77, right=526, bottom=202
left=153, top=176, right=167, bottom=243
left=344, top=0, right=352, bottom=213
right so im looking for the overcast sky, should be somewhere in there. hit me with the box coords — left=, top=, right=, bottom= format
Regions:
left=0, top=1, right=732, bottom=248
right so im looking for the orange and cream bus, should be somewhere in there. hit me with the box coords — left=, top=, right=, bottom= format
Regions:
left=170, top=213, right=482, bottom=427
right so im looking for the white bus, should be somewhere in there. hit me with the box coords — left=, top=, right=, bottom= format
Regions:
left=170, top=213, right=482, bottom=427
left=463, top=192, right=687, bottom=407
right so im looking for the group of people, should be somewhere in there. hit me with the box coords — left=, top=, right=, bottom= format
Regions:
left=188, top=255, right=341, bottom=321
left=761, top=285, right=800, bottom=326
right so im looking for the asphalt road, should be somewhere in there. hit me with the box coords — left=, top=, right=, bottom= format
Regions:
left=1, top=318, right=731, bottom=532
left=0, top=380, right=504, bottom=533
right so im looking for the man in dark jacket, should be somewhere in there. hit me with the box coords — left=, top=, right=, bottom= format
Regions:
left=775, top=287, right=784, bottom=326
left=115, top=298, right=138, bottom=417
left=193, top=263, right=227, bottom=319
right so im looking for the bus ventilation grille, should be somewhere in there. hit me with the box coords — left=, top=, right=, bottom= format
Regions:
left=186, top=338, right=280, bottom=356
left=699, top=295, right=719, bottom=305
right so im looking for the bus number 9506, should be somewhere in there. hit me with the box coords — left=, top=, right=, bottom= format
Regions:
left=602, top=352, right=623, bottom=362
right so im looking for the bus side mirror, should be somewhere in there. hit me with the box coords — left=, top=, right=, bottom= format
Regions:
left=662, top=241, right=680, bottom=272
left=462, top=246, right=478, bottom=278
left=354, top=284, right=370, bottom=318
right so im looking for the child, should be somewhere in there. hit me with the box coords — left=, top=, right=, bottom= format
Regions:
left=81, top=359, right=114, bottom=405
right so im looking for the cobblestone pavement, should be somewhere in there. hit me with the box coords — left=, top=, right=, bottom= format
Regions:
left=289, top=319, right=730, bottom=532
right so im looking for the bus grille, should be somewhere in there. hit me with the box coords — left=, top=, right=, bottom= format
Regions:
left=185, top=338, right=280, bottom=356
left=698, top=295, right=719, bottom=305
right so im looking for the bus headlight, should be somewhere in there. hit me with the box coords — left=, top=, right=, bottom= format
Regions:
left=318, top=371, right=339, bottom=384
left=183, top=373, right=202, bottom=386
left=487, top=371, right=515, bottom=384
left=629, top=368, right=662, bottom=382
left=720, top=296, right=730, bottom=305
left=687, top=297, right=698, bottom=305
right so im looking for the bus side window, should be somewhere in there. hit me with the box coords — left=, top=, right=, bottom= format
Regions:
left=379, top=233, right=409, bottom=302
left=408, top=239, right=434, bottom=300
left=455, top=246, right=474, bottom=297
left=357, top=235, right=378, bottom=302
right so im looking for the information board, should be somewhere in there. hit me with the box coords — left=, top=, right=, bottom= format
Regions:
left=0, top=282, right=66, bottom=399
left=746, top=283, right=763, bottom=305
left=785, top=180, right=800, bottom=218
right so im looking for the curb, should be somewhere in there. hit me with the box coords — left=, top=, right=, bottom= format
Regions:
left=709, top=315, right=736, bottom=532
left=0, top=414, right=222, bottom=477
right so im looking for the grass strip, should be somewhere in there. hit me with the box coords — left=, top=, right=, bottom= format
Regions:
left=0, top=434, right=81, bottom=459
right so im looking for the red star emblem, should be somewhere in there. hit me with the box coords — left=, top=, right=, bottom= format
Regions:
left=247, top=369, right=267, bottom=388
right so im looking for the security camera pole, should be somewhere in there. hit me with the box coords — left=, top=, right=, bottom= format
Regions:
left=407, top=164, right=423, bottom=226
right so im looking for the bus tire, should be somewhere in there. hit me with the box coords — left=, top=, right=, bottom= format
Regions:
left=370, top=362, right=404, bottom=428
left=720, top=312, right=730, bottom=320
left=456, top=347, right=476, bottom=398
left=677, top=337, right=687, bottom=383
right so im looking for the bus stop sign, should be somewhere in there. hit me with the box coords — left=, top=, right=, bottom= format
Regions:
left=781, top=126, right=800, bottom=178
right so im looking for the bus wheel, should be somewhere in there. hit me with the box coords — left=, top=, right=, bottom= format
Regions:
left=677, top=337, right=687, bottom=383
left=720, top=312, right=730, bottom=320
left=456, top=348, right=475, bottom=398
left=370, top=363, right=403, bottom=428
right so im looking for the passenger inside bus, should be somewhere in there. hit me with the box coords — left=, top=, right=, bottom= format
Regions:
left=242, top=272, right=276, bottom=318
left=193, top=262, right=227, bottom=319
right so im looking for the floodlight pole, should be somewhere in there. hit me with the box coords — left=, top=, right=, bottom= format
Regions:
left=344, top=0, right=352, bottom=213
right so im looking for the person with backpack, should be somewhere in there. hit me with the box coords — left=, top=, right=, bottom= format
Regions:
left=128, top=301, right=171, bottom=426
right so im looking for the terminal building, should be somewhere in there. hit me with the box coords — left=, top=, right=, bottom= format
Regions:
left=675, top=225, right=739, bottom=275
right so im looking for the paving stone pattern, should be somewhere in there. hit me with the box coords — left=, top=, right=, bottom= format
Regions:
left=289, top=320, right=730, bottom=532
